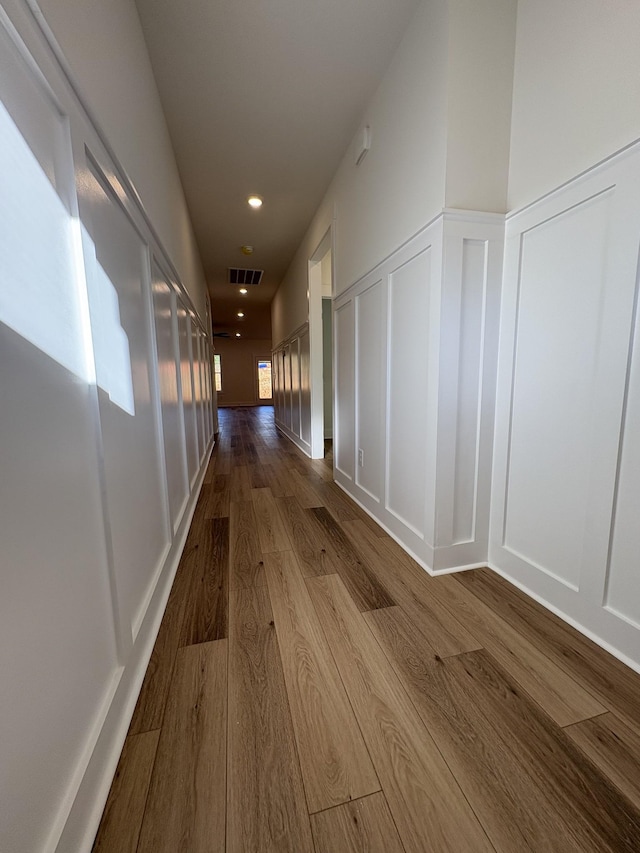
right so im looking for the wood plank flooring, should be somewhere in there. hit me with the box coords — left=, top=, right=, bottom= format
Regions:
left=93, top=406, right=640, bottom=852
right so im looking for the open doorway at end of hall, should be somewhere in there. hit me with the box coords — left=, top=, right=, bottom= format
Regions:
left=309, top=230, right=333, bottom=459
left=256, top=356, right=273, bottom=404
left=322, top=295, right=333, bottom=443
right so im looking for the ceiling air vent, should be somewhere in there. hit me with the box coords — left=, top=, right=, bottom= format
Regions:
left=228, top=268, right=263, bottom=285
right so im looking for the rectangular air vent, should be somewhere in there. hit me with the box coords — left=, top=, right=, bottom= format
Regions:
left=228, top=268, right=263, bottom=285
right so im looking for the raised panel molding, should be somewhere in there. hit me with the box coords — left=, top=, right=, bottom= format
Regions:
left=606, top=252, right=640, bottom=629
left=491, top=139, right=640, bottom=673
left=386, top=247, right=432, bottom=539
left=299, top=327, right=312, bottom=445
left=273, top=324, right=312, bottom=455
left=355, top=280, right=384, bottom=502
left=334, top=301, right=355, bottom=480
left=502, top=190, right=614, bottom=591
left=334, top=212, right=504, bottom=575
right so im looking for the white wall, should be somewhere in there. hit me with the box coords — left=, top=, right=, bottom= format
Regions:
left=36, top=0, right=208, bottom=315
left=0, top=1, right=213, bottom=851
left=444, top=0, right=517, bottom=211
left=274, top=0, right=640, bottom=679
left=508, top=0, right=640, bottom=209
left=271, top=0, right=450, bottom=346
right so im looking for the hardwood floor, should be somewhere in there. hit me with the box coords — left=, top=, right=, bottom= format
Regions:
left=93, top=406, right=640, bottom=852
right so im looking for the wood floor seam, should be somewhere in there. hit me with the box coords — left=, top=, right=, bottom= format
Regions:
left=360, top=605, right=500, bottom=853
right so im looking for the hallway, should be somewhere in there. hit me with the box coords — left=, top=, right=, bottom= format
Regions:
left=93, top=407, right=640, bottom=853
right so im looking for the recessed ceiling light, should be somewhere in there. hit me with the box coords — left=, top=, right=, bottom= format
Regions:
left=235, top=332, right=241, bottom=338
left=237, top=312, right=244, bottom=318
left=239, top=288, right=248, bottom=295
left=247, top=196, right=262, bottom=209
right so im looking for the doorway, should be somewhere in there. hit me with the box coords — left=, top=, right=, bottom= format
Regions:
left=308, top=228, right=333, bottom=458
left=255, top=356, right=273, bottom=404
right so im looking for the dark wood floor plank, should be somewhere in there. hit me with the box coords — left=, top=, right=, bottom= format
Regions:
left=178, top=516, right=229, bottom=646
left=137, top=641, right=227, bottom=853
left=203, top=453, right=216, bottom=485
left=252, top=486, right=292, bottom=553
left=184, top=484, right=210, bottom=548
left=244, top=439, right=259, bottom=465
left=311, top=792, right=404, bottom=853
left=365, top=606, right=640, bottom=852
left=264, top=551, right=380, bottom=813
left=314, top=476, right=388, bottom=536
left=308, top=456, right=334, bottom=482
left=342, top=518, right=480, bottom=655
left=227, top=585, right=315, bottom=853
left=229, top=499, right=265, bottom=590
left=248, top=462, right=268, bottom=489
left=287, top=467, right=324, bottom=508
left=306, top=574, right=494, bottom=853
left=212, top=448, right=231, bottom=475
left=262, top=462, right=296, bottom=497
left=205, top=472, right=230, bottom=518
left=275, top=496, right=342, bottom=578
left=92, top=730, right=159, bottom=853
left=457, top=569, right=640, bottom=734
left=429, top=574, right=607, bottom=726
left=230, top=464, right=252, bottom=502
left=565, top=713, right=640, bottom=812
left=310, top=507, right=395, bottom=611
left=128, top=552, right=194, bottom=734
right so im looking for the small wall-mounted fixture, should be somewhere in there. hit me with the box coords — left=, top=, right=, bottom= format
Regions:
left=239, top=288, right=248, bottom=295
left=247, top=196, right=263, bottom=209
left=354, top=125, right=371, bottom=165
left=241, top=245, right=254, bottom=255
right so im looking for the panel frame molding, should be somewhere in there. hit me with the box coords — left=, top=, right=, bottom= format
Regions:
left=273, top=322, right=312, bottom=456
left=490, top=137, right=640, bottom=673
left=334, top=210, right=505, bottom=575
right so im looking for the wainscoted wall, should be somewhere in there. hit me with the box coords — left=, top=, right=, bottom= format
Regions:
left=273, top=324, right=312, bottom=455
left=333, top=211, right=505, bottom=573
left=490, top=140, right=640, bottom=672
left=0, top=4, right=213, bottom=852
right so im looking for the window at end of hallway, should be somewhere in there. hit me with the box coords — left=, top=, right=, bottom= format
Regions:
left=257, top=359, right=272, bottom=400
left=214, top=353, right=222, bottom=392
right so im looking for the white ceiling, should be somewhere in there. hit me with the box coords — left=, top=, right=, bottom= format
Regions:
left=134, top=0, right=421, bottom=339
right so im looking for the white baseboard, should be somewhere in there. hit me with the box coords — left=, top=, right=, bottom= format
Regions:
left=274, top=419, right=312, bottom=457
left=487, top=563, right=640, bottom=678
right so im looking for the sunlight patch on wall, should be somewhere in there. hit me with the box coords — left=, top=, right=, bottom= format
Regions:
left=0, top=100, right=88, bottom=381
left=0, top=100, right=135, bottom=415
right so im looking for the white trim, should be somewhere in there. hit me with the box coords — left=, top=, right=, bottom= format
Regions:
left=506, top=135, right=640, bottom=222
left=50, top=438, right=214, bottom=853
left=487, top=562, right=640, bottom=678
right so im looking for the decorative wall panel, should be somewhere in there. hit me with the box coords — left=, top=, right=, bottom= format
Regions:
left=335, top=300, right=356, bottom=480
left=355, top=280, right=384, bottom=501
left=386, top=249, right=432, bottom=537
